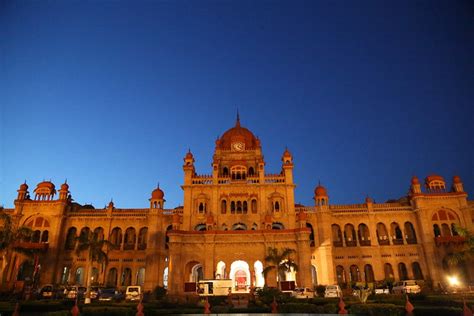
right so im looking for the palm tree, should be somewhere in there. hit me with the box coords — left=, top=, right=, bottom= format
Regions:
left=75, top=230, right=115, bottom=303
left=0, top=210, right=34, bottom=287
left=444, top=226, right=474, bottom=269
left=262, top=247, right=298, bottom=290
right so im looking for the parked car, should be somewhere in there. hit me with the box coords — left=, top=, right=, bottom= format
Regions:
left=374, top=286, right=390, bottom=295
left=324, top=285, right=342, bottom=298
left=98, top=288, right=123, bottom=302
left=392, top=280, right=421, bottom=294
left=37, top=284, right=54, bottom=299
left=125, top=286, right=141, bottom=301
left=292, top=287, right=315, bottom=299
left=90, top=286, right=100, bottom=300
left=65, top=286, right=87, bottom=299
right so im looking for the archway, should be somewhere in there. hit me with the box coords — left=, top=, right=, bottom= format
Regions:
left=229, top=260, right=250, bottom=293
left=254, top=261, right=264, bottom=287
left=216, top=261, right=226, bottom=279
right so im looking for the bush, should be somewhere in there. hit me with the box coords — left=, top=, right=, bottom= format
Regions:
left=153, top=286, right=167, bottom=300
left=413, top=306, right=462, bottom=316
left=349, top=303, right=404, bottom=316
left=255, top=287, right=284, bottom=305
left=315, top=284, right=326, bottom=297
left=279, top=302, right=325, bottom=313
left=81, top=306, right=135, bottom=316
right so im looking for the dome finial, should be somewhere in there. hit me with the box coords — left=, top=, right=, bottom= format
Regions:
left=236, top=109, right=240, bottom=127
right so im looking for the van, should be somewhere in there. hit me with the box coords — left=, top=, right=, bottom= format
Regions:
left=324, top=285, right=342, bottom=298
left=392, top=280, right=421, bottom=294
left=125, top=286, right=141, bottom=301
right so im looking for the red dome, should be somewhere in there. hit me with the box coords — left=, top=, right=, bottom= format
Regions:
left=411, top=176, right=420, bottom=185
left=425, top=174, right=445, bottom=183
left=152, top=186, right=164, bottom=199
left=216, top=117, right=259, bottom=150
left=283, top=148, right=292, bottom=157
left=19, top=182, right=28, bottom=191
left=314, top=184, right=327, bottom=197
left=453, top=175, right=462, bottom=184
left=61, top=182, right=69, bottom=191
left=185, top=150, right=194, bottom=160
left=36, top=181, right=55, bottom=189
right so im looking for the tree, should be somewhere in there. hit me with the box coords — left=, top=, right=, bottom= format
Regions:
left=262, top=247, right=298, bottom=290
left=0, top=210, right=35, bottom=287
left=444, top=226, right=474, bottom=271
left=75, top=229, right=115, bottom=303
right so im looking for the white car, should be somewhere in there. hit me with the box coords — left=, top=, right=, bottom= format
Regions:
left=292, top=287, right=315, bottom=299
left=324, top=285, right=342, bottom=298
left=392, top=280, right=421, bottom=294
left=125, top=286, right=141, bottom=301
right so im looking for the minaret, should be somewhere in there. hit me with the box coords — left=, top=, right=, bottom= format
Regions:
left=452, top=175, right=464, bottom=193
left=17, top=181, right=29, bottom=200
left=183, top=149, right=195, bottom=186
left=410, top=176, right=421, bottom=194
left=314, top=182, right=329, bottom=208
left=281, top=147, right=294, bottom=184
left=58, top=180, right=69, bottom=200
left=150, top=184, right=165, bottom=209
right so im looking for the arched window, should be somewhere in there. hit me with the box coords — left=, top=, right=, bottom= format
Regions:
left=65, top=227, right=77, bottom=250
left=404, top=222, right=417, bottom=244
left=195, top=224, right=206, bottom=231
left=433, top=224, right=441, bottom=237
left=40, top=230, right=49, bottom=243
left=332, top=224, right=343, bottom=247
left=165, top=225, right=172, bottom=249
left=441, top=223, right=451, bottom=236
left=93, top=227, right=104, bottom=242
left=121, top=268, right=132, bottom=286
left=124, top=227, right=136, bottom=250
left=349, top=265, right=360, bottom=282
left=221, top=200, right=227, bottom=214
left=231, top=201, right=236, bottom=214
left=110, top=227, right=122, bottom=248
left=344, top=224, right=357, bottom=247
left=398, top=263, right=408, bottom=280
left=251, top=223, right=258, bottom=230
left=243, top=201, right=248, bottom=214
left=248, top=167, right=255, bottom=176
left=384, top=263, right=394, bottom=280
left=75, top=267, right=85, bottom=285
left=237, top=201, right=242, bottom=213
left=107, top=268, right=118, bottom=287
left=364, top=264, right=375, bottom=283
left=451, top=224, right=458, bottom=236
left=31, top=230, right=41, bottom=243
left=358, top=223, right=371, bottom=246
left=272, top=222, right=284, bottom=230
left=231, top=166, right=247, bottom=180
left=137, top=267, right=146, bottom=286
left=251, top=199, right=257, bottom=213
left=307, top=223, right=315, bottom=247
left=198, top=202, right=205, bottom=213
left=223, top=167, right=229, bottom=177
left=138, top=227, right=148, bottom=250
left=377, top=223, right=389, bottom=245
left=412, top=262, right=423, bottom=280
left=274, top=201, right=280, bottom=212
left=232, top=223, right=247, bottom=230
left=336, top=265, right=346, bottom=284
left=391, top=222, right=403, bottom=245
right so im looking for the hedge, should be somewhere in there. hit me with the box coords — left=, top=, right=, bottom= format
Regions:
left=349, top=303, right=404, bottom=316
left=278, top=302, right=325, bottom=313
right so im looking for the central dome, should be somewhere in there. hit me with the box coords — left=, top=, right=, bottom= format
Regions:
left=216, top=115, right=259, bottom=150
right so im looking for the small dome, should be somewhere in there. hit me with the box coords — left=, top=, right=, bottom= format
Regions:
left=36, top=181, right=55, bottom=190
left=19, top=182, right=28, bottom=191
left=283, top=148, right=292, bottom=157
left=314, top=184, right=327, bottom=197
left=61, top=182, right=69, bottom=191
left=185, top=150, right=194, bottom=160
left=216, top=116, right=259, bottom=150
left=151, top=186, right=164, bottom=199
left=453, top=175, right=462, bottom=184
left=425, top=174, right=445, bottom=183
left=411, top=176, right=419, bottom=185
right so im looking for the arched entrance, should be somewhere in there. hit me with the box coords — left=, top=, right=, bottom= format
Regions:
left=254, top=261, right=264, bottom=287
left=216, top=261, right=226, bottom=279
left=229, top=260, right=250, bottom=293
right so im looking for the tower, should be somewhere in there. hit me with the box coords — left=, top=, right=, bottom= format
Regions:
left=150, top=185, right=165, bottom=209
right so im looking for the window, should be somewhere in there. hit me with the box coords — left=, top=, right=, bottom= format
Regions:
left=251, top=199, right=257, bottom=213
left=231, top=166, right=247, bottom=180
left=221, top=200, right=227, bottom=214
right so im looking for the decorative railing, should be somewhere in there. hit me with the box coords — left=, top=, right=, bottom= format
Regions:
left=333, top=241, right=343, bottom=247
left=392, top=239, right=404, bottom=245
left=406, top=238, right=417, bottom=245
left=12, top=242, right=48, bottom=251
left=359, top=240, right=371, bottom=246
left=295, top=206, right=315, bottom=213
left=345, top=240, right=357, bottom=247
left=378, top=239, right=390, bottom=246
left=435, top=236, right=466, bottom=246
left=264, top=174, right=285, bottom=183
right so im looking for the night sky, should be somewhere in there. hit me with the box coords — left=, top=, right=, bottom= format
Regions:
left=1, top=1, right=473, bottom=209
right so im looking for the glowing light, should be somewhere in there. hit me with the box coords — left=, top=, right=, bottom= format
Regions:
left=447, top=275, right=459, bottom=286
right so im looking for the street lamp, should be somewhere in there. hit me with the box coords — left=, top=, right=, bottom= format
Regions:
left=447, top=275, right=459, bottom=287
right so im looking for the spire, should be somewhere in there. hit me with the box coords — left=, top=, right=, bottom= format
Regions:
left=236, top=109, right=240, bottom=127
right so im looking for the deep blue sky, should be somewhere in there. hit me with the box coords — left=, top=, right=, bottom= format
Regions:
left=1, top=1, right=473, bottom=209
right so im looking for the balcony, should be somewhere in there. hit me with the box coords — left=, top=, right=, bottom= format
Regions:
left=345, top=240, right=357, bottom=247
left=359, top=240, right=371, bottom=247
left=123, top=244, right=135, bottom=251
left=406, top=238, right=417, bottom=245
left=333, top=241, right=343, bottom=247
left=13, top=242, right=48, bottom=251
left=137, top=243, right=147, bottom=250
left=392, top=239, right=404, bottom=245
left=378, top=239, right=390, bottom=246
left=435, top=236, right=466, bottom=246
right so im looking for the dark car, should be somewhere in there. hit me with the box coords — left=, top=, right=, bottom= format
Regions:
left=98, top=288, right=123, bottom=302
